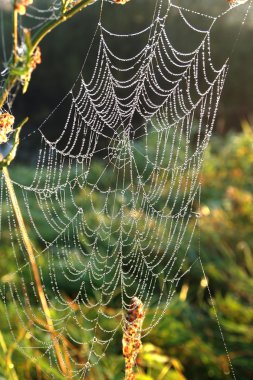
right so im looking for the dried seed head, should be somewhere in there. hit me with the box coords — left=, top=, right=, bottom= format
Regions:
left=0, top=113, right=15, bottom=144
left=123, top=297, right=144, bottom=380
left=15, top=0, right=33, bottom=15
left=31, top=47, right=42, bottom=69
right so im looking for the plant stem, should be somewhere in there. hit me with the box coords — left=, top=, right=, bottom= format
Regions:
left=2, top=166, right=70, bottom=377
left=13, top=2, right=18, bottom=64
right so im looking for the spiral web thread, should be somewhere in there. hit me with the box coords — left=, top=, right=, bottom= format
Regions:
left=0, top=0, right=249, bottom=378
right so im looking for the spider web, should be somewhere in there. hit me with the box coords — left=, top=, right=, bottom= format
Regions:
left=0, top=0, right=251, bottom=378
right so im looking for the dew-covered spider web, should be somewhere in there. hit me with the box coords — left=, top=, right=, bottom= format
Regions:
left=0, top=0, right=251, bottom=378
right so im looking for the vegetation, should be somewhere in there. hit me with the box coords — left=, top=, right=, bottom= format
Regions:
left=0, top=124, right=252, bottom=379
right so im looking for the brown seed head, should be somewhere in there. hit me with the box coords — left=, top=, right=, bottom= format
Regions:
left=122, top=297, right=144, bottom=380
left=15, top=0, right=33, bottom=15
left=31, top=47, right=42, bottom=70
left=0, top=113, right=15, bottom=144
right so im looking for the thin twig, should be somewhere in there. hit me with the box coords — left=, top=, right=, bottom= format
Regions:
left=13, top=2, right=18, bottom=64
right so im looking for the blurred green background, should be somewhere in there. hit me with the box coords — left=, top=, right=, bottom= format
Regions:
left=0, top=1, right=253, bottom=379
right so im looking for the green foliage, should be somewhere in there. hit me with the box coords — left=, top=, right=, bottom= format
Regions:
left=0, top=125, right=253, bottom=379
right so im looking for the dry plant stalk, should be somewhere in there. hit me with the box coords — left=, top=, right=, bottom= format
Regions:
left=123, top=297, right=144, bottom=380
left=2, top=166, right=71, bottom=378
